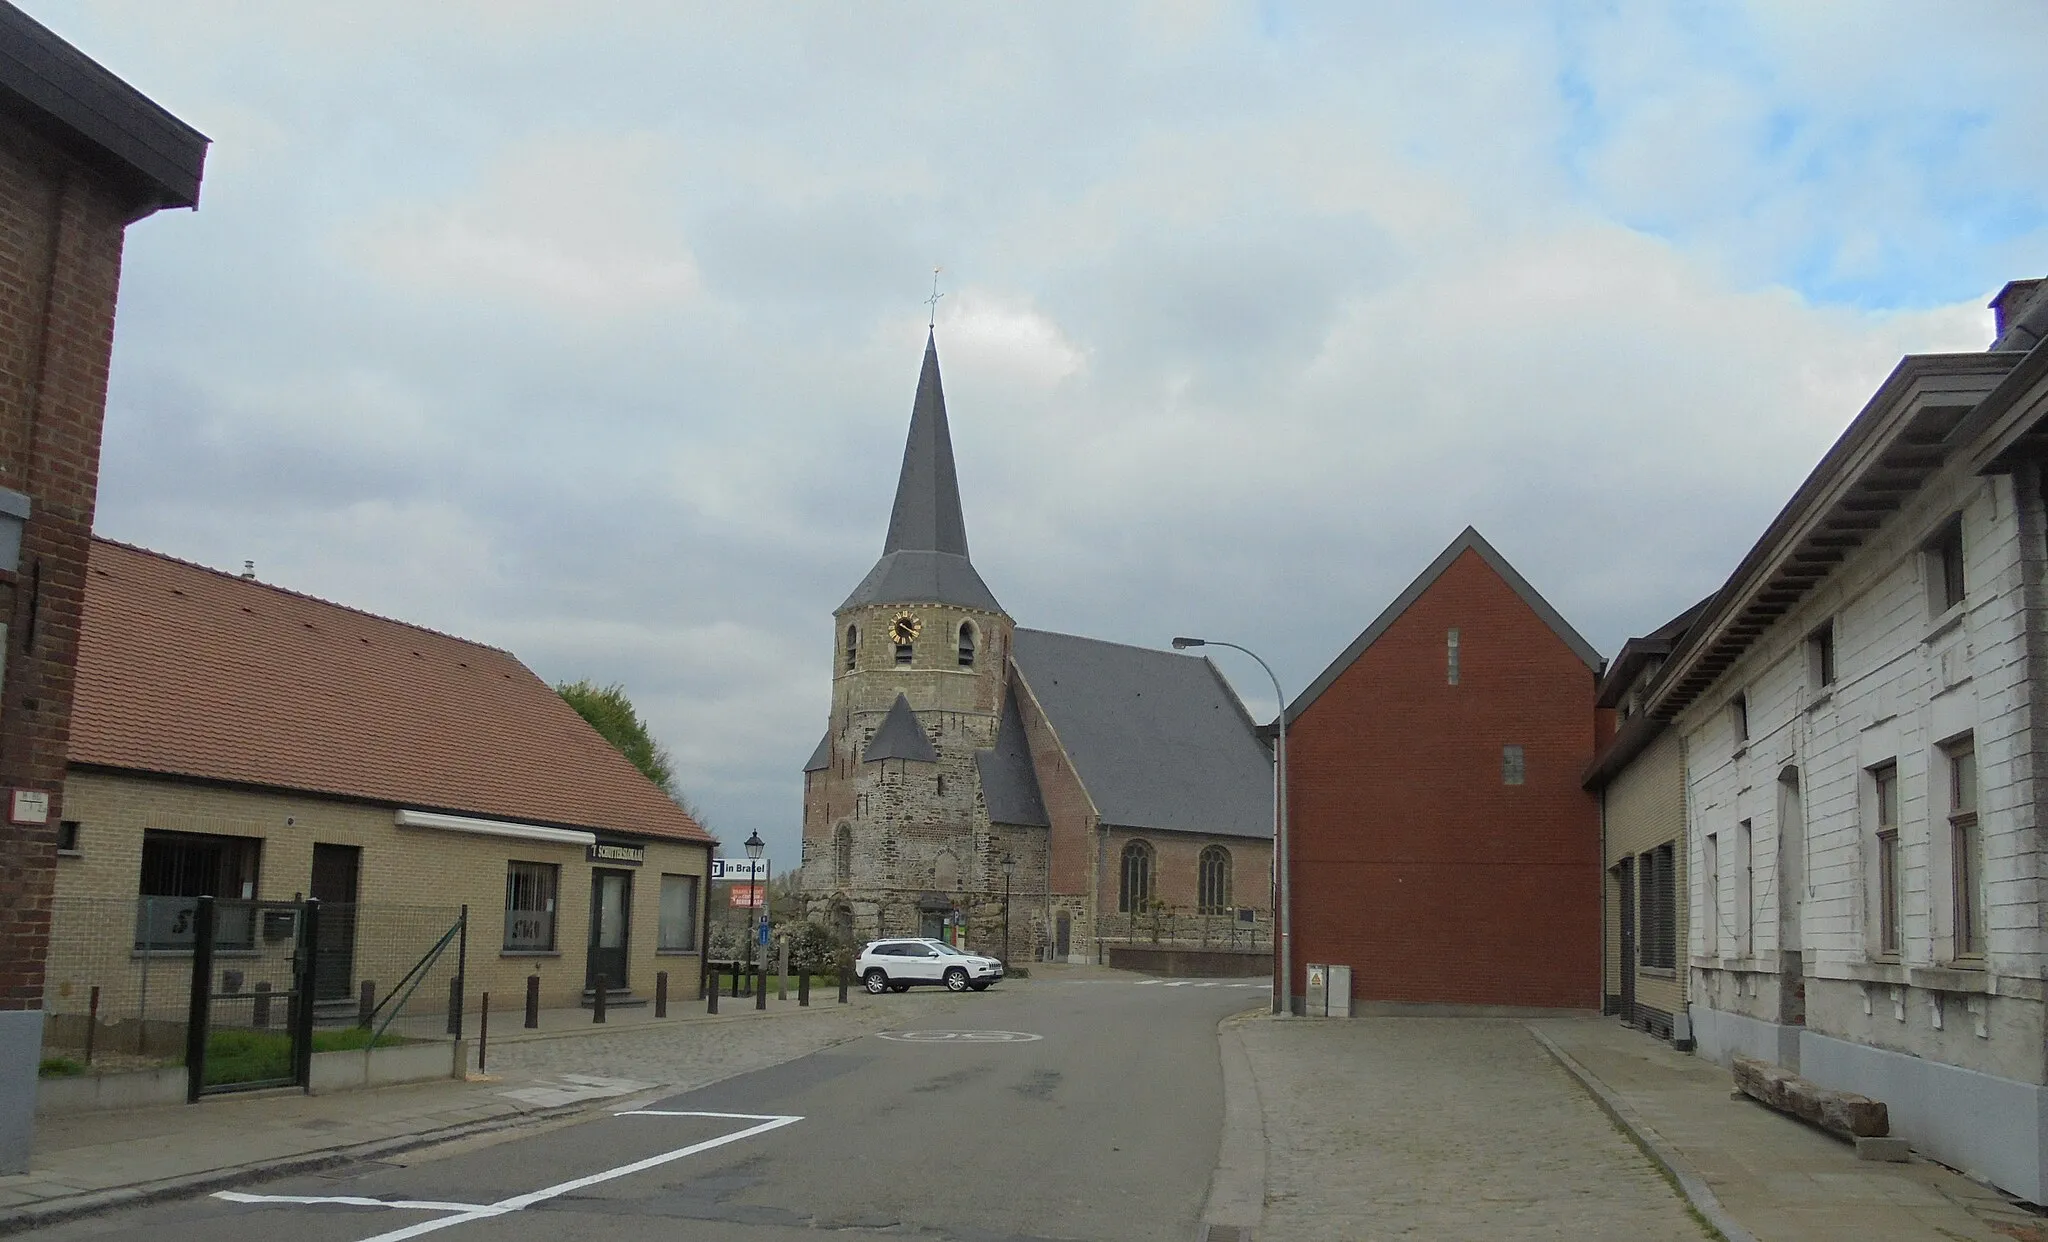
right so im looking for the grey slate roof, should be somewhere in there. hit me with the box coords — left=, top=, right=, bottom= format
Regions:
left=839, top=333, right=1003, bottom=614
left=1286, top=526, right=1600, bottom=726
left=975, top=693, right=1048, bottom=827
left=1011, top=629, right=1271, bottom=839
left=803, top=730, right=831, bottom=773
left=862, top=694, right=938, bottom=764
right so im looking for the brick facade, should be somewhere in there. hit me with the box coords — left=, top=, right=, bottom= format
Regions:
left=1287, top=539, right=1602, bottom=1011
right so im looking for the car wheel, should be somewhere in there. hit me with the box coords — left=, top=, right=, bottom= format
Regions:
left=863, top=969, right=888, bottom=995
left=890, top=982, right=911, bottom=993
left=944, top=967, right=969, bottom=992
left=970, top=982, right=990, bottom=992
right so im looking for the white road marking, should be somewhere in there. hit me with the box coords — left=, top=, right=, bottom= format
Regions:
left=210, top=1110, right=801, bottom=1242
left=875, top=1029, right=1043, bottom=1043
left=1137, top=980, right=1265, bottom=989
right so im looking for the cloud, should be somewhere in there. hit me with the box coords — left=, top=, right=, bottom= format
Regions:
left=38, top=0, right=2043, bottom=869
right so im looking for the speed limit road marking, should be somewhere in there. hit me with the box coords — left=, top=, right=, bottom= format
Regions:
left=876, top=1029, right=1043, bottom=1043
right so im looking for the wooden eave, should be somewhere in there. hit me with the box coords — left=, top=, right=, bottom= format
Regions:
left=1647, top=353, right=2022, bottom=724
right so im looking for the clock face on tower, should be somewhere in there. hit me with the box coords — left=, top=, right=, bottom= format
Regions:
left=890, top=612, right=923, bottom=644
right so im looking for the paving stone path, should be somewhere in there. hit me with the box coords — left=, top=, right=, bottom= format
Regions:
left=1240, top=1016, right=1707, bottom=1241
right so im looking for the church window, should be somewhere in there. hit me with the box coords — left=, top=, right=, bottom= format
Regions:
left=845, top=624, right=859, bottom=671
left=958, top=622, right=976, bottom=668
left=936, top=775, right=945, bottom=795
left=833, top=823, right=852, bottom=886
left=1198, top=846, right=1232, bottom=914
left=1447, top=628, right=1460, bottom=686
left=1119, top=840, right=1155, bottom=913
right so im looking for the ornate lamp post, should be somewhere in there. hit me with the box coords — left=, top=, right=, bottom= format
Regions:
left=1001, top=852, right=1016, bottom=963
left=1173, top=636, right=1290, bottom=1016
left=744, top=831, right=765, bottom=999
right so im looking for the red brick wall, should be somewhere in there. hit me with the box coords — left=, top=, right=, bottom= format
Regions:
left=0, top=121, right=141, bottom=1013
left=1288, top=548, right=1601, bottom=1010
left=1012, top=668, right=1097, bottom=899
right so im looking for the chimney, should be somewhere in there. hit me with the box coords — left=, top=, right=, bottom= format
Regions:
left=240, top=560, right=256, bottom=581
left=1991, top=279, right=2047, bottom=345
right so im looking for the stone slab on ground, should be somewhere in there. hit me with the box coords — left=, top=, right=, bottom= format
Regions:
left=1732, top=1054, right=1888, bottom=1139
left=1532, top=1017, right=2033, bottom=1241
left=1238, top=1015, right=1705, bottom=1241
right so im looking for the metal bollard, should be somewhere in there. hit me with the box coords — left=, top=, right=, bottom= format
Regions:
left=798, top=972, right=810, bottom=1007
left=524, top=973, right=540, bottom=1029
left=755, top=964, right=766, bottom=1010
left=655, top=970, right=668, bottom=1018
left=85, top=986, right=99, bottom=1066
left=593, top=975, right=607, bottom=1024
left=778, top=939, right=790, bottom=1002
left=253, top=980, right=272, bottom=1030
left=479, top=992, right=489, bottom=1074
left=707, top=972, right=719, bottom=1014
left=359, top=979, right=376, bottom=1029
left=838, top=966, right=849, bottom=1004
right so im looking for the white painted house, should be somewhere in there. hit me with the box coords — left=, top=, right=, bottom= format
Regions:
left=1639, top=278, right=2048, bottom=1201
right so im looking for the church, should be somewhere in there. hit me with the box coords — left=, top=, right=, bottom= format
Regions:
left=799, top=334, right=1274, bottom=963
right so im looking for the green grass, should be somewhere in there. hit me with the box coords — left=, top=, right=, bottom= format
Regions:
left=200, top=1027, right=414, bottom=1086
left=38, top=1056, right=84, bottom=1078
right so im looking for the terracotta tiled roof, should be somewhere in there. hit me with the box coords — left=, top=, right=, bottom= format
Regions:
left=70, top=538, right=712, bottom=845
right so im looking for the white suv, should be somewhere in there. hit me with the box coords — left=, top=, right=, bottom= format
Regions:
left=857, top=938, right=1005, bottom=994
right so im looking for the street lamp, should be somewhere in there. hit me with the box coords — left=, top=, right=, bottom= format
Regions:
left=1001, top=852, right=1016, bottom=963
left=744, top=832, right=765, bottom=1002
left=1174, top=636, right=1290, bottom=1016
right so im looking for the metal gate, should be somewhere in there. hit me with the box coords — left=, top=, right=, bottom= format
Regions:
left=184, top=895, right=319, bottom=1100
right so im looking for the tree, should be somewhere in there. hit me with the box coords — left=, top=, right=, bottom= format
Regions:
left=557, top=680, right=681, bottom=802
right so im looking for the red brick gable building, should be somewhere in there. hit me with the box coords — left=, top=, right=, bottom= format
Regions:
left=1284, top=527, right=1606, bottom=1013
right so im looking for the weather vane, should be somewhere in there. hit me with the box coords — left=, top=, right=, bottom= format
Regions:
left=926, top=265, right=944, bottom=330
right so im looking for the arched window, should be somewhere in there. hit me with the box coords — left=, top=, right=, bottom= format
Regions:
left=834, top=823, right=852, bottom=885
left=844, top=624, right=859, bottom=671
left=1119, top=840, right=1154, bottom=913
left=1198, top=845, right=1232, bottom=914
left=958, top=621, right=977, bottom=668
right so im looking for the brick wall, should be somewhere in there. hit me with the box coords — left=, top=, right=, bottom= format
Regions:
left=1601, top=727, right=1687, bottom=1019
left=0, top=120, right=147, bottom=1015
left=1288, top=548, right=1601, bottom=1009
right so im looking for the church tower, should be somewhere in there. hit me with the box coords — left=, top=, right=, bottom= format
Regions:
left=800, top=333, right=1015, bottom=943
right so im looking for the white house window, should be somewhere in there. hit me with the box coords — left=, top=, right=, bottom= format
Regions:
left=135, top=829, right=261, bottom=950
left=505, top=860, right=559, bottom=952
left=1730, top=693, right=1749, bottom=744
left=1808, top=621, right=1836, bottom=689
left=1703, top=833, right=1720, bottom=957
left=658, top=874, right=699, bottom=951
left=1929, top=519, right=1966, bottom=615
left=1873, top=763, right=1901, bottom=957
left=1949, top=741, right=1981, bottom=960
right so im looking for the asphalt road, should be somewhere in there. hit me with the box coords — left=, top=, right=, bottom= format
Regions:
left=40, top=976, right=1263, bottom=1242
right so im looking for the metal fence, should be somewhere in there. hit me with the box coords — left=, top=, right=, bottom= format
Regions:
left=41, top=896, right=467, bottom=1071
left=1094, top=909, right=1268, bottom=950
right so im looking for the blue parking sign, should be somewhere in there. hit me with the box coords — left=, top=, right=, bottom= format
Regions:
left=758, top=921, right=771, bottom=947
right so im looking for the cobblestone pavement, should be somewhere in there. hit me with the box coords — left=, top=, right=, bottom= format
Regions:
left=1240, top=1016, right=1707, bottom=1241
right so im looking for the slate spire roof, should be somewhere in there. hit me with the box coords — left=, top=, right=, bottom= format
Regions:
left=862, top=693, right=939, bottom=764
left=840, top=333, right=1003, bottom=614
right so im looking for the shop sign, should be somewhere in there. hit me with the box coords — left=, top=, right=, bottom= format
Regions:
left=588, top=841, right=645, bottom=866
left=712, top=858, right=768, bottom=881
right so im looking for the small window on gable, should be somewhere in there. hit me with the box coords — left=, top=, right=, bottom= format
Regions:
left=1502, top=744, right=1525, bottom=786
left=845, top=624, right=859, bottom=671
left=1808, top=621, right=1836, bottom=689
left=958, top=622, right=976, bottom=668
left=1928, top=518, right=1966, bottom=615
left=1730, top=693, right=1749, bottom=744
left=1446, top=628, right=1460, bottom=686
left=895, top=642, right=913, bottom=665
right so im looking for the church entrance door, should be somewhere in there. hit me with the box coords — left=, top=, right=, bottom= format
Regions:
left=1055, top=911, right=1071, bottom=960
left=920, top=908, right=944, bottom=940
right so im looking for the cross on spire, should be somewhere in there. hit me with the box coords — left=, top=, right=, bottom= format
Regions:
left=925, top=265, right=944, bottom=330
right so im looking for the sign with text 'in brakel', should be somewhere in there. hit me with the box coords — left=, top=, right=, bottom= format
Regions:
left=712, top=858, right=768, bottom=882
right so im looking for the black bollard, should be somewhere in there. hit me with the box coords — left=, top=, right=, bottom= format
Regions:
left=524, top=973, right=540, bottom=1029
left=359, top=979, right=376, bottom=1029
left=655, top=970, right=668, bottom=1018
left=593, top=975, right=607, bottom=1024
left=707, top=971, right=719, bottom=1014
left=730, top=963, right=741, bottom=998
left=755, top=964, right=766, bottom=1010
left=838, top=966, right=849, bottom=1004
left=798, top=971, right=810, bottom=1007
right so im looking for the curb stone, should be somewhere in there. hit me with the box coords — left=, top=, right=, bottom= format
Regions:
left=1526, top=1024, right=1755, bottom=1242
left=1196, top=1010, right=1268, bottom=1242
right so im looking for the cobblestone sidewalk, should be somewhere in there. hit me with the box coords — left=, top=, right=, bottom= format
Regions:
left=1238, top=1016, right=1706, bottom=1241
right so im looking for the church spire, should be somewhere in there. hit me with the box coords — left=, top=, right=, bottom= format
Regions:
left=882, top=332, right=970, bottom=557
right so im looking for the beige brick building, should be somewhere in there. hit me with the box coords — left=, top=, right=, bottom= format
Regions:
left=46, top=539, right=713, bottom=1030
left=799, top=334, right=1273, bottom=963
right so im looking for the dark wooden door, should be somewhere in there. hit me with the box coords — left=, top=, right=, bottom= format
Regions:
left=1055, top=911, right=1071, bottom=959
left=310, top=844, right=361, bottom=1002
left=1616, top=858, right=1636, bottom=1023
left=587, top=869, right=631, bottom=991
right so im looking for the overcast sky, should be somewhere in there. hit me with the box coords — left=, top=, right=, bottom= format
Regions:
left=34, top=1, right=2048, bottom=864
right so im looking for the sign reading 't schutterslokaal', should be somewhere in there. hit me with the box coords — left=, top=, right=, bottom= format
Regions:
left=587, top=841, right=645, bottom=866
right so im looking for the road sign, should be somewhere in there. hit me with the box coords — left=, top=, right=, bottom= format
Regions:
left=712, top=858, right=768, bottom=882
left=729, top=886, right=763, bottom=908
left=758, top=921, right=771, bottom=947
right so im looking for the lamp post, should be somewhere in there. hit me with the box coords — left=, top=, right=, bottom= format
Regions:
left=1001, top=852, right=1016, bottom=963
left=1174, top=636, right=1290, bottom=1016
left=744, top=832, right=765, bottom=999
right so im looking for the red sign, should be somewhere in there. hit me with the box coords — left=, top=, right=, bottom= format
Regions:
left=729, top=886, right=763, bottom=908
